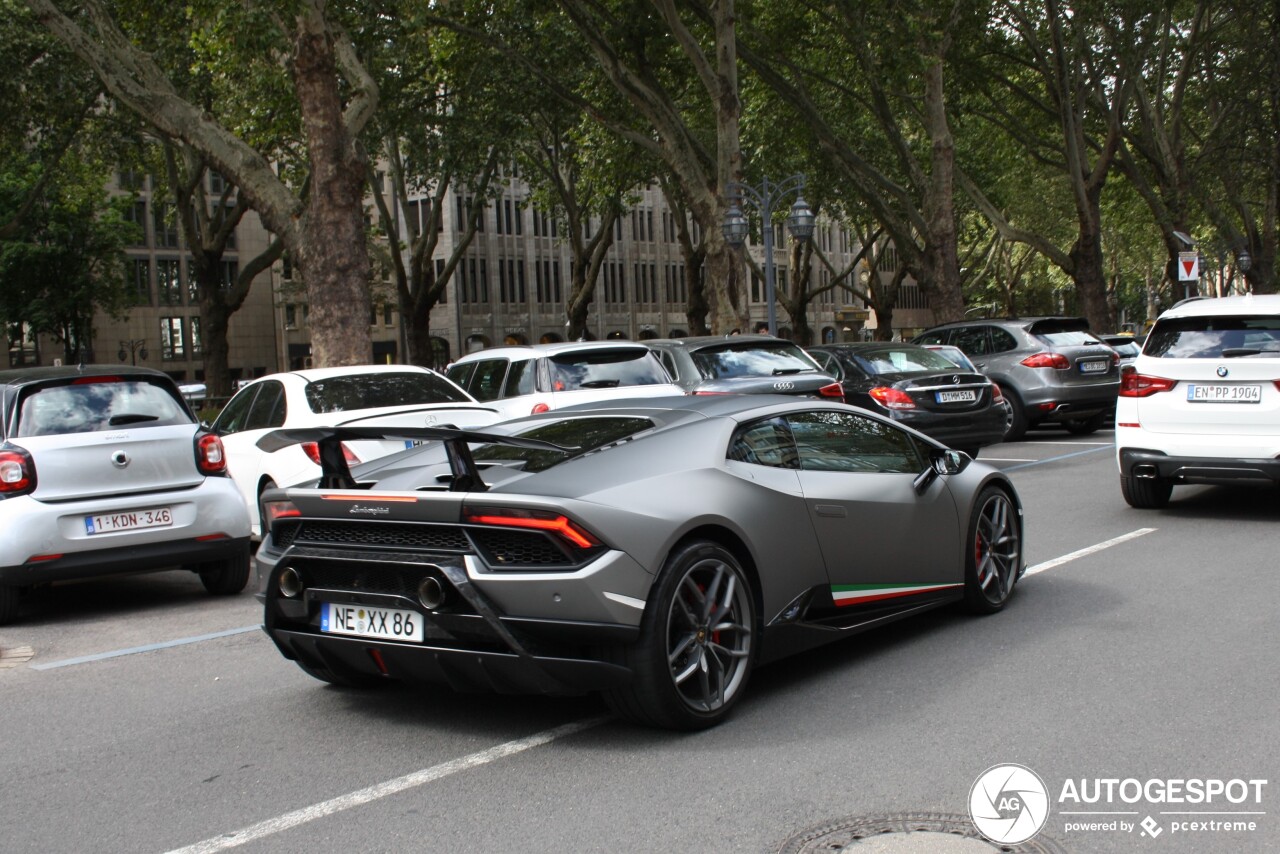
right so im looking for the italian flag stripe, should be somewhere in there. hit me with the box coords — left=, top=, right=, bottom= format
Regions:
left=830, top=582, right=963, bottom=607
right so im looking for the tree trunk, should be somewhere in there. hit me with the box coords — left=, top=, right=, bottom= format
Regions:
left=292, top=15, right=371, bottom=367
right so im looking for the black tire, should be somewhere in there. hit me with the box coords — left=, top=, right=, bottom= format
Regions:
left=0, top=584, right=23, bottom=626
left=257, top=479, right=277, bottom=539
left=1002, top=394, right=1029, bottom=442
left=963, top=487, right=1022, bottom=614
left=294, top=658, right=387, bottom=689
left=1065, top=412, right=1106, bottom=435
left=1120, top=474, right=1172, bottom=509
left=604, top=540, right=758, bottom=730
left=194, top=549, right=251, bottom=595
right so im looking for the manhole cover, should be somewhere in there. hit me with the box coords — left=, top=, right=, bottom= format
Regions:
left=778, top=813, right=1068, bottom=854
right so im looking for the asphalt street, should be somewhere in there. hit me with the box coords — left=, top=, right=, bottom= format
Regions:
left=1, top=427, right=1275, bottom=854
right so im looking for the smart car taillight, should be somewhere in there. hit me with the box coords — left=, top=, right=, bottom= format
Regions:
left=1119, top=368, right=1177, bottom=397
left=301, top=441, right=361, bottom=466
left=0, top=446, right=36, bottom=496
left=869, top=387, right=917, bottom=410
left=462, top=504, right=602, bottom=549
left=195, top=433, right=228, bottom=475
left=1021, top=352, right=1071, bottom=369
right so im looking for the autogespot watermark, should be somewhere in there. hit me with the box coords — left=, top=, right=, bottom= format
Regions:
left=968, top=765, right=1269, bottom=843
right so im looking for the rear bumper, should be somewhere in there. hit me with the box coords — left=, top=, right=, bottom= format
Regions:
left=889, top=408, right=1008, bottom=449
left=0, top=535, right=251, bottom=586
left=1118, top=447, right=1280, bottom=486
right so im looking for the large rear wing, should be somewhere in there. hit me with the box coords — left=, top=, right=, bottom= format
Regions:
left=257, top=426, right=576, bottom=491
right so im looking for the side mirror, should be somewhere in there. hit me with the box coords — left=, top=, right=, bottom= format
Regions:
left=933, top=448, right=967, bottom=476
left=913, top=448, right=968, bottom=494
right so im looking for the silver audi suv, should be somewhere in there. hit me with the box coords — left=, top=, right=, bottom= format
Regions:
left=0, top=365, right=252, bottom=624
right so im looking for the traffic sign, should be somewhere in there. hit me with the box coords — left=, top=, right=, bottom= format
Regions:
left=1178, top=251, right=1199, bottom=281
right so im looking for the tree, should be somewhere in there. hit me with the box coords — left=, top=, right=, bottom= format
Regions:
left=27, top=0, right=377, bottom=366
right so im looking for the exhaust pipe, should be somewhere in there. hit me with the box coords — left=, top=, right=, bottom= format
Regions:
left=1133, top=464, right=1158, bottom=480
left=418, top=576, right=447, bottom=610
left=278, top=567, right=304, bottom=598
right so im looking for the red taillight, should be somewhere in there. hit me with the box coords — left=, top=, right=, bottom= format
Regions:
left=869, top=387, right=917, bottom=410
left=462, top=505, right=601, bottom=549
left=531, top=403, right=551, bottom=414
left=1119, top=368, right=1177, bottom=398
left=990, top=383, right=1005, bottom=402
left=818, top=382, right=846, bottom=399
left=0, top=447, right=36, bottom=495
left=195, top=433, right=227, bottom=474
left=262, top=499, right=302, bottom=524
left=1020, top=352, right=1071, bottom=369
left=301, top=441, right=362, bottom=466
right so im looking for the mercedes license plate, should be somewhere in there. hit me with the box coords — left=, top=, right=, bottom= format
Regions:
left=1079, top=360, right=1109, bottom=374
left=321, top=603, right=425, bottom=642
left=1186, top=384, right=1261, bottom=403
left=936, top=389, right=977, bottom=403
left=85, top=507, right=173, bottom=535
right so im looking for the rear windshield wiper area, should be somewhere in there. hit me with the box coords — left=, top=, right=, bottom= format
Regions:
left=772, top=368, right=816, bottom=375
left=578, top=379, right=622, bottom=388
left=108, top=413, right=161, bottom=426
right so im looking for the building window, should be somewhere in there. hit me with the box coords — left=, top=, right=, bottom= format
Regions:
left=208, top=170, right=227, bottom=196
left=131, top=259, right=152, bottom=305
left=126, top=201, right=148, bottom=246
left=220, top=260, right=238, bottom=290
left=157, top=258, right=182, bottom=305
left=160, top=317, right=186, bottom=360
left=153, top=202, right=180, bottom=248
left=190, top=317, right=202, bottom=357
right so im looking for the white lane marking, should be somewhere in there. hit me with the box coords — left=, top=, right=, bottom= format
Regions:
left=164, top=716, right=609, bottom=853
left=1026, top=528, right=1157, bottom=576
left=1011, top=440, right=1114, bottom=446
left=30, top=626, right=261, bottom=671
left=975, top=457, right=1037, bottom=462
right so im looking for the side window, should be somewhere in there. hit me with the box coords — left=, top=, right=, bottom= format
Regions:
left=502, top=359, right=536, bottom=397
left=952, top=326, right=992, bottom=357
left=657, top=351, right=679, bottom=381
left=989, top=327, right=1018, bottom=353
left=446, top=362, right=476, bottom=391
left=811, top=351, right=842, bottom=379
left=245, top=381, right=286, bottom=430
left=727, top=417, right=799, bottom=469
left=211, top=386, right=259, bottom=435
left=787, top=410, right=923, bottom=474
left=915, top=331, right=949, bottom=346
left=464, top=359, right=509, bottom=402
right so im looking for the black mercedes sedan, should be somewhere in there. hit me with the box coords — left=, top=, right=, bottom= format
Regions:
left=806, top=343, right=1007, bottom=456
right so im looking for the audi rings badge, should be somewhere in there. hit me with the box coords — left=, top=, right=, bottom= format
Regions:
left=773, top=381, right=795, bottom=391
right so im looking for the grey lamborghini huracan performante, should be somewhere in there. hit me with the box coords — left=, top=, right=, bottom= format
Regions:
left=254, top=395, right=1025, bottom=730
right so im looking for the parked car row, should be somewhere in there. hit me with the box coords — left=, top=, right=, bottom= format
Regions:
left=0, top=311, right=1185, bottom=631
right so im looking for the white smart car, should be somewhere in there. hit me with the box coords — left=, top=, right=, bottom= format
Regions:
left=1116, top=294, right=1280, bottom=508
left=211, top=365, right=498, bottom=537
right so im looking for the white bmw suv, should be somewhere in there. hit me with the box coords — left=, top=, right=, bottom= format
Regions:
left=1116, top=294, right=1280, bottom=508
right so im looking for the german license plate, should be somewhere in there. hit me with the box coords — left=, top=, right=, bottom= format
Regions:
left=320, top=602, right=425, bottom=642
left=936, top=389, right=977, bottom=403
left=1186, top=384, right=1261, bottom=403
left=1079, top=360, right=1109, bottom=373
left=85, top=507, right=172, bottom=535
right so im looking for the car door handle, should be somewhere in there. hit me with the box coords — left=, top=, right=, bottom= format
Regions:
left=814, top=504, right=847, bottom=517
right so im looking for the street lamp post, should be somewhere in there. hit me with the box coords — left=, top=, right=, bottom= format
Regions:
left=118, top=338, right=147, bottom=365
left=721, top=175, right=815, bottom=337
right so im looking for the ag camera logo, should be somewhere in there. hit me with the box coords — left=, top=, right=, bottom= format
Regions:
left=969, top=764, right=1050, bottom=844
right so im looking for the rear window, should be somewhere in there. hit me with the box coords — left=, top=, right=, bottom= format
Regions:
left=853, top=347, right=964, bottom=375
left=305, top=371, right=471, bottom=413
left=1028, top=318, right=1098, bottom=347
left=1144, top=316, right=1280, bottom=359
left=15, top=379, right=192, bottom=437
left=549, top=349, right=670, bottom=390
left=691, top=343, right=821, bottom=379
left=471, top=416, right=653, bottom=472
